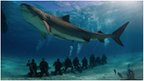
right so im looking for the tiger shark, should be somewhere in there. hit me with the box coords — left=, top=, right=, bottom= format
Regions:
left=20, top=3, right=129, bottom=46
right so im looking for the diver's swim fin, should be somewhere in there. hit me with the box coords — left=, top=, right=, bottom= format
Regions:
left=112, top=21, right=129, bottom=47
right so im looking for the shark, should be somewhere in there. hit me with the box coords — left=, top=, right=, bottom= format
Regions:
left=20, top=3, right=129, bottom=47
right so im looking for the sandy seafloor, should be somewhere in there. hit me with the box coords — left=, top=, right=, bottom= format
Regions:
left=1, top=52, right=143, bottom=80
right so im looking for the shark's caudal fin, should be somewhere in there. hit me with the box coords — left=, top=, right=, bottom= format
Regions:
left=112, top=21, right=129, bottom=47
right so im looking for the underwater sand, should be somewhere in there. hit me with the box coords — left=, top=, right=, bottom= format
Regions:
left=1, top=52, right=143, bottom=80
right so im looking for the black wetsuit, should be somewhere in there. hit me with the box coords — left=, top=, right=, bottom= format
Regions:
left=73, top=57, right=82, bottom=72
left=89, top=55, right=95, bottom=67
left=64, top=58, right=73, bottom=72
left=82, top=57, right=88, bottom=69
left=39, top=60, right=49, bottom=77
left=53, top=60, right=63, bottom=75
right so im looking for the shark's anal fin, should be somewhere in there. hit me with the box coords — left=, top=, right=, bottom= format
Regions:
left=43, top=20, right=51, bottom=32
left=61, top=15, right=70, bottom=23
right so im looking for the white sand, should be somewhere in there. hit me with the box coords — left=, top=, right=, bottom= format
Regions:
left=1, top=52, right=143, bottom=80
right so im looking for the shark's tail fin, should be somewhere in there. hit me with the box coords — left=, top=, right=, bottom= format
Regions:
left=112, top=21, right=129, bottom=47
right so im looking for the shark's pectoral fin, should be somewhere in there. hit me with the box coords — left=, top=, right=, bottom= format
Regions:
left=38, top=20, right=50, bottom=39
left=61, top=15, right=70, bottom=23
left=42, top=20, right=51, bottom=32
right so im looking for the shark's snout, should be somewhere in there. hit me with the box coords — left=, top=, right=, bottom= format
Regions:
left=20, top=3, right=37, bottom=13
left=21, top=3, right=32, bottom=9
left=21, top=3, right=46, bottom=19
left=21, top=3, right=48, bottom=23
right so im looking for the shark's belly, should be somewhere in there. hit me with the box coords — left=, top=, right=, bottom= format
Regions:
left=50, top=27, right=85, bottom=42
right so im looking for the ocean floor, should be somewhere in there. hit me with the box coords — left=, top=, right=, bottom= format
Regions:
left=1, top=52, right=143, bottom=80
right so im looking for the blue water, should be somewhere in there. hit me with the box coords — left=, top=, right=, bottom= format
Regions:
left=1, top=1, right=143, bottom=80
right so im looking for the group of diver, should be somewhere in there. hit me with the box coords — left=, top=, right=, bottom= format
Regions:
left=26, top=54, right=107, bottom=77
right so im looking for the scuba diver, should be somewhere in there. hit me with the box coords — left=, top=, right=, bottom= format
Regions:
left=53, top=58, right=63, bottom=75
left=89, top=54, right=96, bottom=67
left=31, top=59, right=37, bottom=77
left=26, top=60, right=33, bottom=77
left=64, top=57, right=73, bottom=72
left=101, top=54, right=107, bottom=65
left=82, top=57, right=88, bottom=69
left=73, top=57, right=82, bottom=73
left=26, top=59, right=37, bottom=77
left=95, top=56, right=101, bottom=66
left=39, top=58, right=49, bottom=77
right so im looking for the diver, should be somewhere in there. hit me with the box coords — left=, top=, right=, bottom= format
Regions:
left=82, top=57, right=88, bottom=70
left=53, top=58, right=63, bottom=75
left=95, top=56, right=101, bottom=66
left=89, top=54, right=96, bottom=67
left=64, top=57, right=73, bottom=72
left=29, top=59, right=37, bottom=77
left=73, top=57, right=82, bottom=73
left=101, top=54, right=107, bottom=65
left=39, top=58, right=49, bottom=77
left=26, top=59, right=33, bottom=77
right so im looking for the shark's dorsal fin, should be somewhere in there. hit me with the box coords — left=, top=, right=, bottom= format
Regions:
left=61, top=15, right=70, bottom=23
